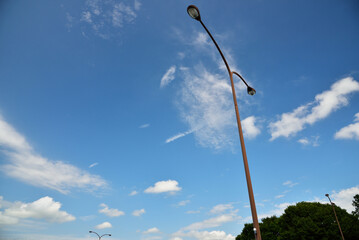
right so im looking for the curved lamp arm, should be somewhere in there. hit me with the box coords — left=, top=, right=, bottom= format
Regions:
left=101, top=234, right=112, bottom=238
left=89, top=231, right=100, bottom=239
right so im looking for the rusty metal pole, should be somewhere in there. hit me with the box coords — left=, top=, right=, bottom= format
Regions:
left=325, top=194, right=345, bottom=240
left=187, top=5, right=262, bottom=240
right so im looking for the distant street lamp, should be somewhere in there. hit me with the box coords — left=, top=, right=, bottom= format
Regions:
left=89, top=231, right=112, bottom=240
left=325, top=194, right=345, bottom=240
left=187, top=5, right=261, bottom=240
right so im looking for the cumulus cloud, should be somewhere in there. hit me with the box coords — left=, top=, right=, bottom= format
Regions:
left=143, top=227, right=160, bottom=234
left=0, top=196, right=75, bottom=225
left=269, top=77, right=359, bottom=140
left=132, top=208, right=145, bottom=216
left=144, top=180, right=181, bottom=194
left=330, top=185, right=359, bottom=213
left=334, top=112, right=359, bottom=140
left=99, top=203, right=124, bottom=217
left=95, top=221, right=112, bottom=229
left=0, top=115, right=107, bottom=194
left=160, top=66, right=176, bottom=88
left=242, top=116, right=261, bottom=139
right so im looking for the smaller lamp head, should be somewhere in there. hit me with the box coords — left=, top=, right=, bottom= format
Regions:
left=109, top=234, right=112, bottom=236
left=89, top=231, right=93, bottom=233
left=187, top=5, right=201, bottom=21
left=247, top=86, right=256, bottom=96
left=325, top=194, right=329, bottom=197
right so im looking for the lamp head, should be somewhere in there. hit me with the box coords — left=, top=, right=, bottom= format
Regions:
left=89, top=231, right=92, bottom=233
left=187, top=5, right=201, bottom=21
left=325, top=194, right=329, bottom=197
left=247, top=86, right=256, bottom=96
left=109, top=234, right=112, bottom=236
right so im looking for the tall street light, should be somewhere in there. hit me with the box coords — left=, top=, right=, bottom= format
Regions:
left=89, top=230, right=112, bottom=240
left=187, top=5, right=261, bottom=240
left=325, top=194, right=345, bottom=240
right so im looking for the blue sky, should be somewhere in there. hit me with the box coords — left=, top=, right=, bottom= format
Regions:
left=0, top=0, right=359, bottom=239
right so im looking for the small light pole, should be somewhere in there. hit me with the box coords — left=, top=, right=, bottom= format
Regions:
left=89, top=231, right=112, bottom=240
left=325, top=194, right=345, bottom=240
left=187, top=5, right=261, bottom=240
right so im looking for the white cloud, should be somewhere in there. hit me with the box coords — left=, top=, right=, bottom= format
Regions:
left=177, top=200, right=190, bottom=207
left=79, top=0, right=140, bottom=39
left=186, top=210, right=200, bottom=214
left=139, top=123, right=150, bottom=129
left=269, top=77, right=359, bottom=140
left=173, top=230, right=235, bottom=240
left=144, top=180, right=181, bottom=194
left=129, top=190, right=138, bottom=196
left=242, top=116, right=261, bottom=139
left=209, top=203, right=234, bottom=215
left=0, top=196, right=75, bottom=225
left=99, top=203, right=124, bottom=217
left=182, top=213, right=237, bottom=231
left=330, top=185, right=359, bottom=213
left=298, top=138, right=309, bottom=145
left=143, top=227, right=160, bottom=234
left=275, top=195, right=285, bottom=199
left=165, top=129, right=194, bottom=143
left=95, top=221, right=112, bottom=229
left=89, top=162, right=98, bottom=168
left=176, top=65, right=247, bottom=149
left=0, top=115, right=107, bottom=194
left=134, top=0, right=141, bottom=11
left=283, top=180, right=298, bottom=188
left=334, top=112, right=359, bottom=140
left=160, top=66, right=176, bottom=88
left=132, top=208, right=145, bottom=217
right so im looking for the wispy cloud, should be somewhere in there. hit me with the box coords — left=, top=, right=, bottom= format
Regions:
left=129, top=190, right=138, bottom=196
left=0, top=114, right=107, bottom=194
left=89, top=162, right=98, bottom=168
left=165, top=130, right=194, bottom=144
left=0, top=196, right=75, bottom=225
left=176, top=65, right=244, bottom=149
left=283, top=180, right=298, bottom=188
left=132, top=208, right=145, bottom=217
left=99, top=203, right=124, bottom=217
left=76, top=0, right=141, bottom=39
left=209, top=203, right=234, bottom=215
left=160, top=66, right=176, bottom=88
left=269, top=77, right=359, bottom=140
left=242, top=116, right=261, bottom=139
left=334, top=112, right=359, bottom=140
left=139, top=123, right=150, bottom=129
left=144, top=180, right=181, bottom=194
left=176, top=200, right=190, bottom=207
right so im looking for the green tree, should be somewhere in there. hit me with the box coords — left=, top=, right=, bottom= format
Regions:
left=236, top=200, right=359, bottom=240
left=352, top=194, right=359, bottom=218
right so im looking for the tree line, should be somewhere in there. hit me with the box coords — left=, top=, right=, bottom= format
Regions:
left=236, top=194, right=359, bottom=240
